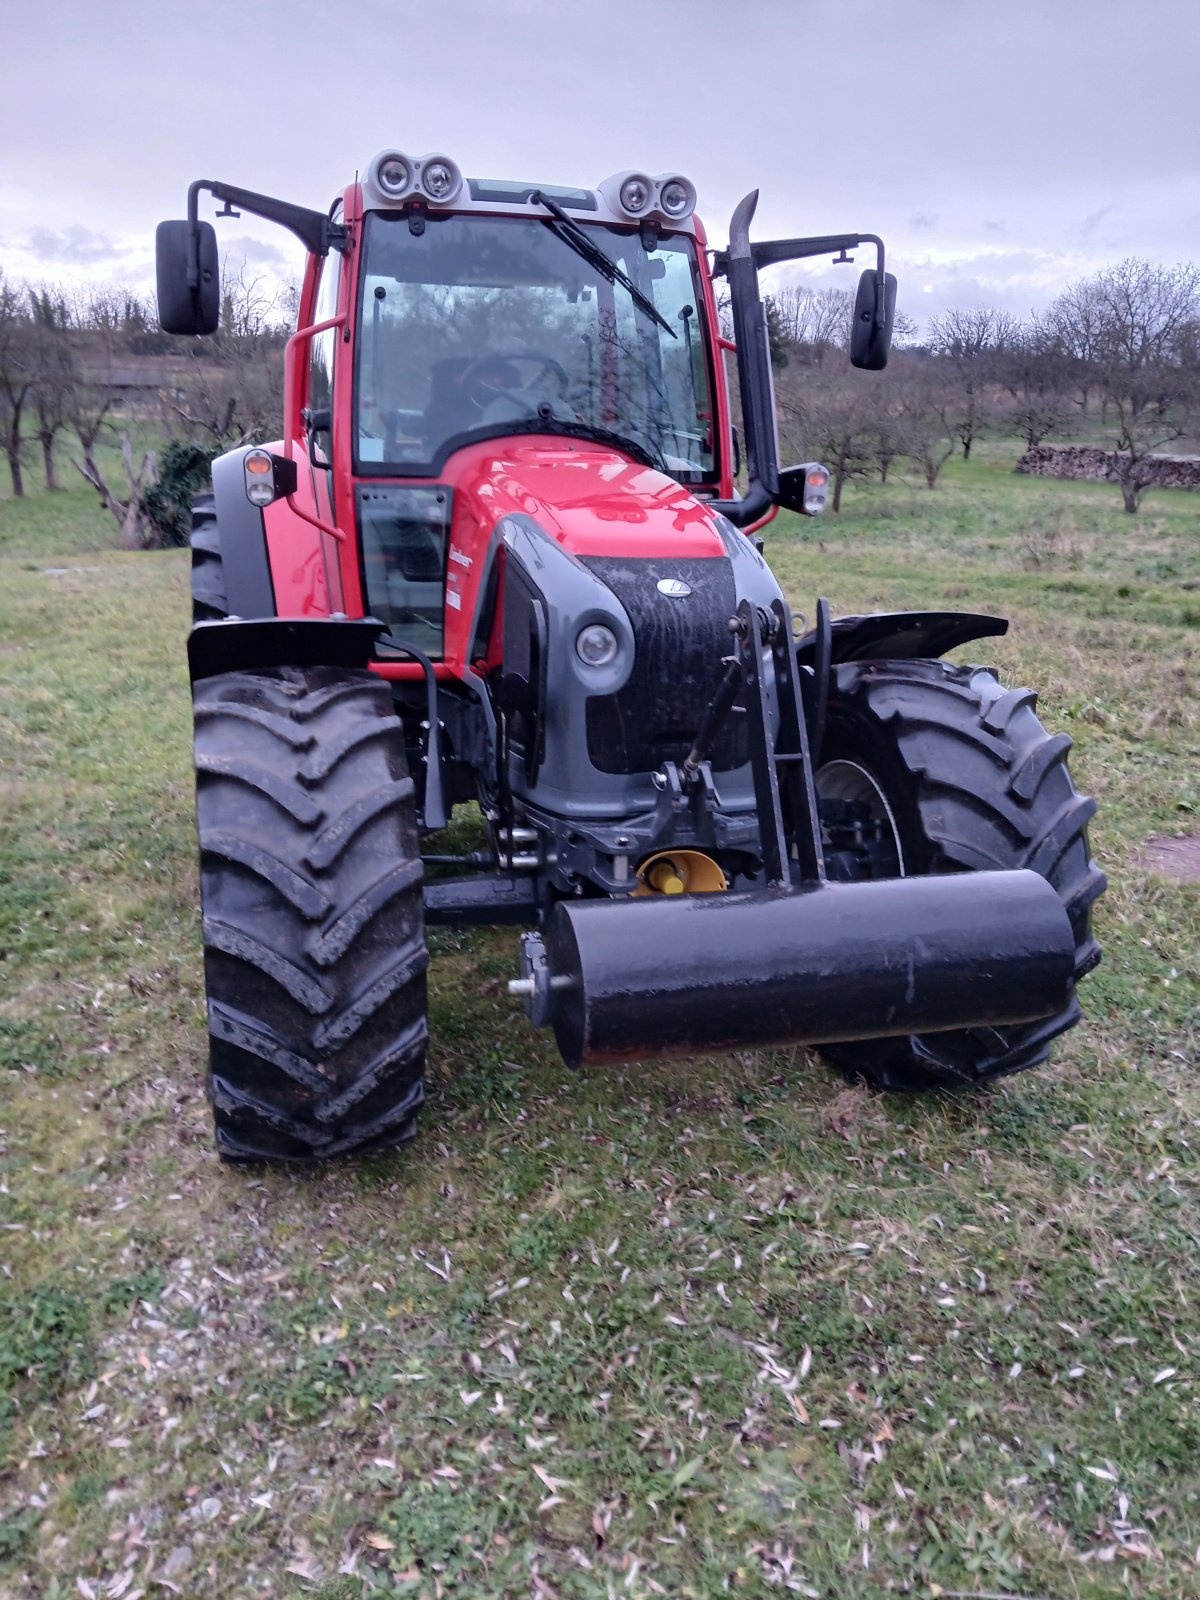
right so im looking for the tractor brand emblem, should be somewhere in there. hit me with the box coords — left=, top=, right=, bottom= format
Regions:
left=656, top=578, right=692, bottom=598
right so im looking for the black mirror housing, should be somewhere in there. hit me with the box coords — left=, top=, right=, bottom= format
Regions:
left=156, top=219, right=220, bottom=336
left=850, top=268, right=897, bottom=371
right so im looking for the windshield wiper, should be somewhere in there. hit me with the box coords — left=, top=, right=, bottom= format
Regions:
left=457, top=415, right=663, bottom=471
left=531, top=191, right=677, bottom=341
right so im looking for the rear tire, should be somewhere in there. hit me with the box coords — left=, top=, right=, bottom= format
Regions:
left=191, top=493, right=228, bottom=622
left=814, top=658, right=1105, bottom=1090
left=193, top=665, right=428, bottom=1160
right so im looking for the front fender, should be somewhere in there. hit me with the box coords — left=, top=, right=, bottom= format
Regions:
left=795, top=610, right=1007, bottom=668
left=187, top=617, right=385, bottom=684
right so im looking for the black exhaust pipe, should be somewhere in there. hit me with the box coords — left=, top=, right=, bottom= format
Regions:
left=514, top=870, right=1074, bottom=1068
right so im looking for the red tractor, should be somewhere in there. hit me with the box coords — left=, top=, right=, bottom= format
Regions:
left=156, top=151, right=1104, bottom=1162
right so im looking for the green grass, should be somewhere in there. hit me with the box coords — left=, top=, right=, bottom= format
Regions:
left=0, top=441, right=1197, bottom=1598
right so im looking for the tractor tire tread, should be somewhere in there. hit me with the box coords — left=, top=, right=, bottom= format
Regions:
left=193, top=665, right=427, bottom=1161
left=190, top=496, right=228, bottom=623
left=818, top=657, right=1105, bottom=1091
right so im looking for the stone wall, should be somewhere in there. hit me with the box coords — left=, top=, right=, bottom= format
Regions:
left=1016, top=445, right=1200, bottom=490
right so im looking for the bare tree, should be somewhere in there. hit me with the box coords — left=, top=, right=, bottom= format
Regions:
left=1105, top=381, right=1195, bottom=513
left=862, top=369, right=907, bottom=482
left=164, top=265, right=287, bottom=444
left=57, top=283, right=127, bottom=483
left=928, top=305, right=1018, bottom=459
left=778, top=369, right=876, bottom=511
left=889, top=364, right=957, bottom=488
left=1041, top=277, right=1108, bottom=413
left=0, top=272, right=34, bottom=496
left=770, top=284, right=854, bottom=366
left=26, top=285, right=76, bottom=490
left=996, top=318, right=1074, bottom=449
left=1047, top=259, right=1200, bottom=511
left=71, top=433, right=159, bottom=547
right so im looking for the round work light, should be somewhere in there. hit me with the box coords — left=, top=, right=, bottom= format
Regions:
left=419, top=154, right=463, bottom=204
left=618, top=174, right=653, bottom=215
left=656, top=175, right=696, bottom=219
left=374, top=152, right=414, bottom=199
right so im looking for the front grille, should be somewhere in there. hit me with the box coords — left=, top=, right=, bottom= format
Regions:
left=580, top=556, right=747, bottom=776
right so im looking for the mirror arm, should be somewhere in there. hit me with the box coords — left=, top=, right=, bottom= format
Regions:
left=712, top=233, right=886, bottom=279
left=186, top=179, right=348, bottom=263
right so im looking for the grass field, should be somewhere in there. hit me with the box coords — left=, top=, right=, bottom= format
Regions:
left=1, top=449, right=1197, bottom=1599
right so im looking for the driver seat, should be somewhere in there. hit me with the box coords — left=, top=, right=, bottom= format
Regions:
left=423, top=357, right=474, bottom=449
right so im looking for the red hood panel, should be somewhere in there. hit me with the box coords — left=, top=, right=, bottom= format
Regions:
left=445, top=437, right=728, bottom=558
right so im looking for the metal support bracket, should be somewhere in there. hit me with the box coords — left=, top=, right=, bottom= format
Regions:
left=733, top=598, right=826, bottom=887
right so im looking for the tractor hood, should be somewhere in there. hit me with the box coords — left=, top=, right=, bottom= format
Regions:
left=427, top=436, right=786, bottom=822
left=445, top=437, right=730, bottom=561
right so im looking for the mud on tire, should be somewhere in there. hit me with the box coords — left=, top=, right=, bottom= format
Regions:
left=193, top=665, right=428, bottom=1160
left=815, top=658, right=1105, bottom=1090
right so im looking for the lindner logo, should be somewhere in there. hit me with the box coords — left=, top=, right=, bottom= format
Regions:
left=656, top=578, right=692, bottom=598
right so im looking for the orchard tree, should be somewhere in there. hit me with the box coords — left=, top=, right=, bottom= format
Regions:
left=1047, top=259, right=1200, bottom=511
left=0, top=272, right=34, bottom=496
left=769, top=283, right=853, bottom=366
left=928, top=305, right=1018, bottom=459
left=778, top=369, right=875, bottom=511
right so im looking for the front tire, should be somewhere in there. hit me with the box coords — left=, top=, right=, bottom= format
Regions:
left=814, top=658, right=1105, bottom=1090
left=190, top=493, right=228, bottom=622
left=193, top=666, right=428, bottom=1160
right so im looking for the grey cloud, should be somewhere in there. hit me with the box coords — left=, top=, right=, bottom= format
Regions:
left=26, top=224, right=125, bottom=265
left=217, top=234, right=294, bottom=273
left=1078, top=206, right=1115, bottom=238
left=910, top=213, right=938, bottom=231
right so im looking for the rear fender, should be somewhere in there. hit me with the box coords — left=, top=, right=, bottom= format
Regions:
left=794, top=610, right=1008, bottom=667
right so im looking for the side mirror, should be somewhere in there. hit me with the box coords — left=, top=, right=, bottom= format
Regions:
left=850, top=268, right=897, bottom=371
left=303, top=407, right=333, bottom=468
left=156, top=220, right=220, bottom=336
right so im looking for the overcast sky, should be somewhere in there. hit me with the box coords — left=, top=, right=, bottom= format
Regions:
left=3, top=0, right=1197, bottom=332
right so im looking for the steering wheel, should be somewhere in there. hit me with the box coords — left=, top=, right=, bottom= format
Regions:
left=461, top=351, right=570, bottom=409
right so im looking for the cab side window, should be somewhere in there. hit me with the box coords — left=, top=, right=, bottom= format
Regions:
left=308, top=253, right=341, bottom=465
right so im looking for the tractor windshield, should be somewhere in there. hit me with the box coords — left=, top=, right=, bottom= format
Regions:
left=354, top=212, right=716, bottom=481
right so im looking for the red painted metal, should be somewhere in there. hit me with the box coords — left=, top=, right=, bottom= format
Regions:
left=330, top=182, right=368, bottom=618
left=691, top=217, right=734, bottom=502
left=265, top=191, right=757, bottom=658
left=743, top=505, right=779, bottom=536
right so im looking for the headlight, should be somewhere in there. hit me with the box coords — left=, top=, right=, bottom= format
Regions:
left=618, top=174, right=653, bottom=215
left=374, top=152, right=413, bottom=199
left=656, top=176, right=696, bottom=219
left=419, top=154, right=462, bottom=203
left=576, top=623, right=619, bottom=667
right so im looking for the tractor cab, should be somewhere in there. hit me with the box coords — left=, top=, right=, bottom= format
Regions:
left=353, top=209, right=717, bottom=485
